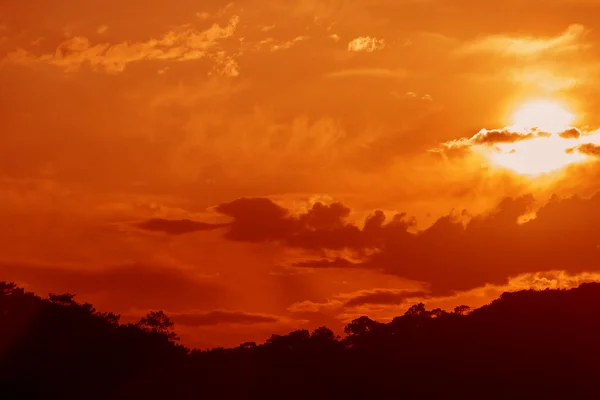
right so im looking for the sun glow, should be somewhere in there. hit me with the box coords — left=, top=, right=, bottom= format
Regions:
left=510, top=99, right=575, bottom=134
left=480, top=99, right=590, bottom=176
left=486, top=136, right=588, bottom=176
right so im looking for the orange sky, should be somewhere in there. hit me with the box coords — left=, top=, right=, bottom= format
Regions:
left=2, top=0, right=600, bottom=348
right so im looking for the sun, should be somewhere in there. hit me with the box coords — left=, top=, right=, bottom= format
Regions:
left=510, top=99, right=575, bottom=134
left=486, top=136, right=588, bottom=176
left=479, top=99, right=588, bottom=176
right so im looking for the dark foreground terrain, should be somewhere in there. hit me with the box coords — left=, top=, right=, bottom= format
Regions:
left=2, top=281, right=600, bottom=399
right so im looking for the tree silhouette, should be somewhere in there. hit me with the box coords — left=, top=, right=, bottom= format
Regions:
left=404, top=302, right=427, bottom=316
left=136, top=310, right=179, bottom=341
left=0, top=280, right=600, bottom=399
left=343, top=315, right=379, bottom=336
left=48, top=292, right=77, bottom=306
left=454, top=304, right=471, bottom=315
left=310, top=326, right=338, bottom=341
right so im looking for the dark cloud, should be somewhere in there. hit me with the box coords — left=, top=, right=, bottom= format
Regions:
left=0, top=262, right=225, bottom=311
left=438, top=128, right=543, bottom=153
left=215, top=198, right=292, bottom=242
left=214, top=198, right=370, bottom=250
left=344, top=289, right=429, bottom=307
left=173, top=310, right=280, bottom=327
left=567, top=143, right=600, bottom=156
left=211, top=198, right=414, bottom=252
left=469, top=129, right=538, bottom=145
left=361, top=193, right=600, bottom=294
left=207, top=192, right=600, bottom=296
left=291, top=258, right=359, bottom=269
left=559, top=128, right=582, bottom=139
left=135, top=218, right=228, bottom=235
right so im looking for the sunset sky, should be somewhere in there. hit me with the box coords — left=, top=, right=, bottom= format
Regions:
left=2, top=0, right=600, bottom=348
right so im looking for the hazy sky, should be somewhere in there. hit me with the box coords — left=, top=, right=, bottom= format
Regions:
left=2, top=0, right=600, bottom=348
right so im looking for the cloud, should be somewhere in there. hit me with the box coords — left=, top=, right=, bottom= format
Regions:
left=287, top=288, right=427, bottom=316
left=260, top=25, right=275, bottom=33
left=271, top=36, right=309, bottom=52
left=567, top=143, right=600, bottom=156
left=134, top=218, right=228, bottom=235
left=359, top=193, right=600, bottom=294
left=464, top=128, right=545, bottom=145
left=325, top=68, right=407, bottom=79
left=435, top=126, right=591, bottom=156
left=455, top=24, right=596, bottom=93
left=254, top=36, right=310, bottom=53
left=214, top=198, right=411, bottom=250
left=343, top=289, right=429, bottom=307
left=559, top=128, right=582, bottom=139
left=433, top=126, right=600, bottom=177
left=287, top=299, right=341, bottom=313
left=347, top=36, right=385, bottom=52
left=459, top=24, right=587, bottom=56
left=209, top=51, right=240, bottom=77
left=437, top=128, right=544, bottom=152
left=0, top=262, right=224, bottom=311
left=289, top=271, right=600, bottom=325
left=165, top=113, right=363, bottom=185
left=195, top=2, right=235, bottom=21
left=203, top=192, right=600, bottom=295
left=172, top=310, right=280, bottom=327
left=196, top=12, right=211, bottom=20
left=291, top=257, right=359, bottom=269
left=392, top=92, right=432, bottom=101
left=6, top=16, right=240, bottom=73
left=513, top=69, right=580, bottom=91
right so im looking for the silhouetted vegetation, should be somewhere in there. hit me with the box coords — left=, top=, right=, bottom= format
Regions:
left=2, top=281, right=600, bottom=399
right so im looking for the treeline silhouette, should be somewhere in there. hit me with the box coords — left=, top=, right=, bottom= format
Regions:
left=2, top=281, right=600, bottom=399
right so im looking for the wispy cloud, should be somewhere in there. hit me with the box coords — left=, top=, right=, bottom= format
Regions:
left=6, top=16, right=240, bottom=73
left=348, top=36, right=385, bottom=52
left=459, top=24, right=588, bottom=56
left=256, top=35, right=309, bottom=52
left=325, top=68, right=407, bottom=79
